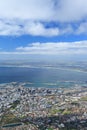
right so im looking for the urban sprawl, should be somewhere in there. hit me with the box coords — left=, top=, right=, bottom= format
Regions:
left=0, top=82, right=87, bottom=130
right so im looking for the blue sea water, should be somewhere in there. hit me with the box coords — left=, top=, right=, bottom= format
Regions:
left=0, top=67, right=87, bottom=87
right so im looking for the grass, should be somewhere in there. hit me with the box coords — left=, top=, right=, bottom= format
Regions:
left=62, top=109, right=71, bottom=115
left=49, top=109, right=64, bottom=115
left=47, top=128, right=53, bottom=130
left=80, top=96, right=87, bottom=101
left=0, top=112, right=20, bottom=125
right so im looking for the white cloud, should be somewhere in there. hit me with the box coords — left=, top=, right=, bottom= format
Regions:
left=24, top=22, right=59, bottom=36
left=0, top=0, right=87, bottom=22
left=0, top=0, right=87, bottom=36
left=0, top=20, right=23, bottom=36
left=59, top=25, right=73, bottom=35
left=0, top=20, right=59, bottom=36
left=76, top=22, right=87, bottom=34
left=0, top=0, right=53, bottom=21
left=0, top=20, right=74, bottom=36
left=15, top=41, right=87, bottom=55
left=1, top=41, right=87, bottom=55
left=54, top=0, right=87, bottom=22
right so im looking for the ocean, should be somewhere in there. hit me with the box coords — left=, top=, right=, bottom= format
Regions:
left=0, top=67, right=87, bottom=87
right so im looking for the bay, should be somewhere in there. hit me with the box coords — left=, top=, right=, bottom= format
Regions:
left=0, top=67, right=87, bottom=87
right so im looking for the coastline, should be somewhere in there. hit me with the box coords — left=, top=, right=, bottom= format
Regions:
left=0, top=65, right=87, bottom=74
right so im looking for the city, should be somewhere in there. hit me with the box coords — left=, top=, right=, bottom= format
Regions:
left=0, top=82, right=87, bottom=130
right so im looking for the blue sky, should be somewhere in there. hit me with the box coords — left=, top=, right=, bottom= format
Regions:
left=0, top=0, right=87, bottom=60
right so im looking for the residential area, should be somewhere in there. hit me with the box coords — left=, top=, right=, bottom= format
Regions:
left=0, top=82, right=87, bottom=130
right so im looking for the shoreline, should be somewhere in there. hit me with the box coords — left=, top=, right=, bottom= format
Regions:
left=0, top=65, right=87, bottom=73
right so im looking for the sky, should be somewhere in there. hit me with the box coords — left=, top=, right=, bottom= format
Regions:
left=0, top=0, right=87, bottom=61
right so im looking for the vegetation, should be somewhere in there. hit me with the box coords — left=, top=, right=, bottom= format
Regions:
left=50, top=108, right=64, bottom=115
left=80, top=96, right=87, bottom=101
left=62, top=109, right=71, bottom=115
left=0, top=112, right=20, bottom=126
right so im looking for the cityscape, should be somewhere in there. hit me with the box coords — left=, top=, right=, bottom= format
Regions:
left=0, top=82, right=87, bottom=130
left=1, top=0, right=87, bottom=130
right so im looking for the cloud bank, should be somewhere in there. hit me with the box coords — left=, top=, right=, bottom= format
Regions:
left=0, top=41, right=87, bottom=55
left=0, top=0, right=87, bottom=36
left=0, top=0, right=87, bottom=22
left=16, top=41, right=87, bottom=54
